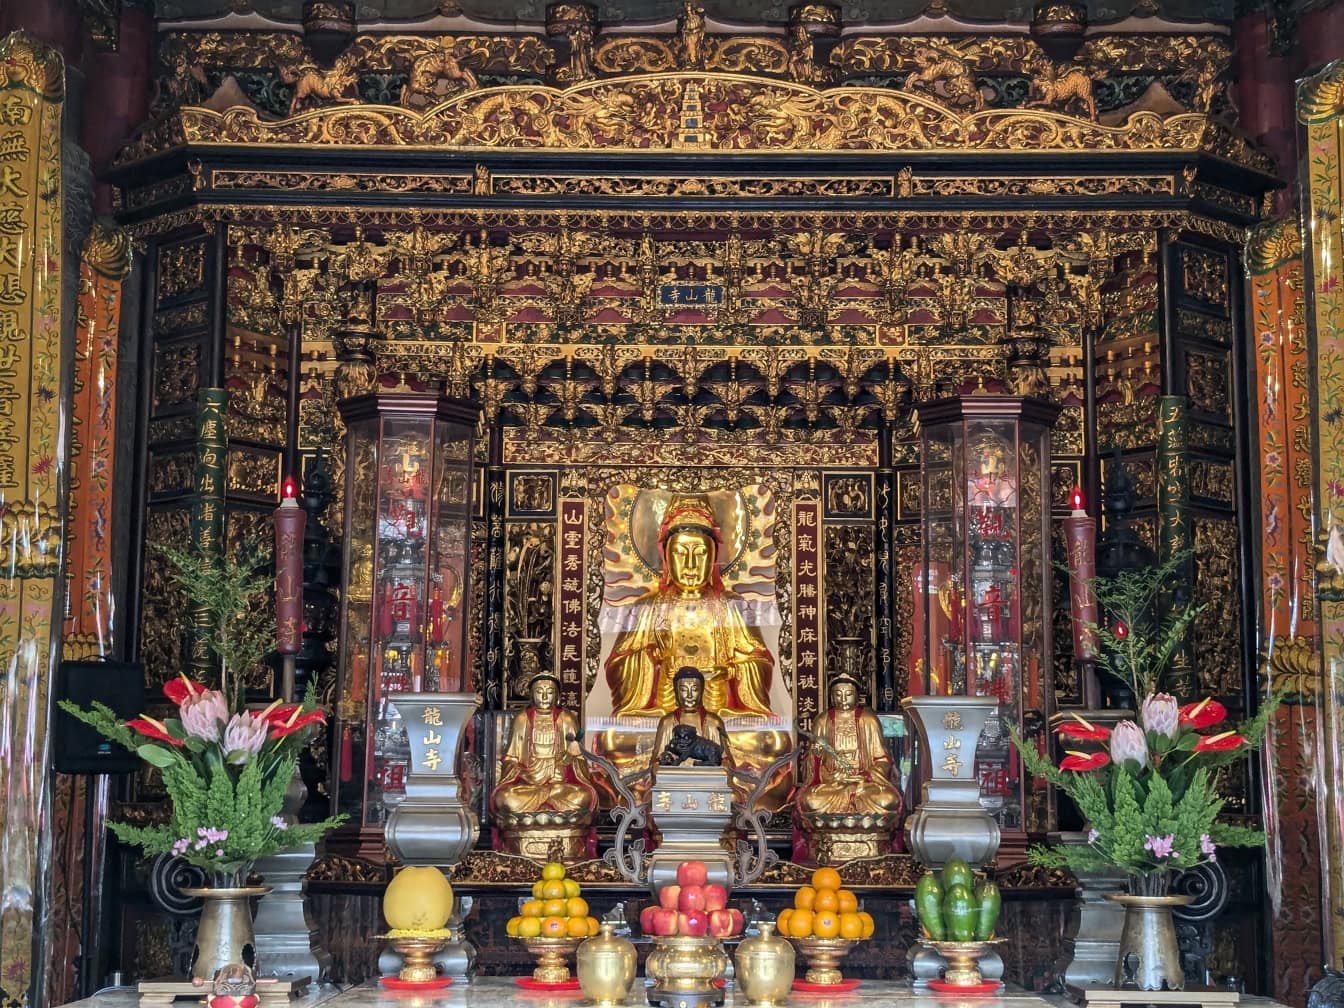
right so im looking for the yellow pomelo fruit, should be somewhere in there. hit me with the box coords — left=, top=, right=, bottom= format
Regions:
left=383, top=865, right=454, bottom=931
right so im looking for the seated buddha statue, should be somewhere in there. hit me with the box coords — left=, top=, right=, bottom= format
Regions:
left=651, top=668, right=735, bottom=784
left=604, top=494, right=774, bottom=718
left=798, top=676, right=901, bottom=818
left=491, top=674, right=598, bottom=858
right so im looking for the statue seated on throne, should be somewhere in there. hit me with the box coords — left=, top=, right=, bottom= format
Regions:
left=490, top=673, right=598, bottom=863
left=593, top=491, right=793, bottom=812
left=797, top=675, right=903, bottom=865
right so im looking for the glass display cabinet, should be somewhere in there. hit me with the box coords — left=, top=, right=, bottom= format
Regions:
left=333, top=390, right=479, bottom=836
left=914, top=395, right=1060, bottom=852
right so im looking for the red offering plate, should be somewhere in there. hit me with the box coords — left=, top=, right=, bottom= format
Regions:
left=514, top=977, right=582, bottom=992
left=379, top=976, right=454, bottom=991
left=928, top=980, right=1002, bottom=995
left=792, top=979, right=861, bottom=994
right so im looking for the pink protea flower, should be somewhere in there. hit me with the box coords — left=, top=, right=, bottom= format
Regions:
left=1140, top=693, right=1180, bottom=740
left=180, top=689, right=229, bottom=742
left=1110, top=720, right=1149, bottom=769
left=221, top=713, right=269, bottom=764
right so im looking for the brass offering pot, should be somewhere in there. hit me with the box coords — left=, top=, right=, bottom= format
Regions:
left=183, top=884, right=270, bottom=983
left=928, top=940, right=1000, bottom=987
left=646, top=934, right=730, bottom=1007
left=1106, top=893, right=1193, bottom=991
left=383, top=934, right=449, bottom=983
left=576, top=922, right=637, bottom=1006
left=734, top=922, right=795, bottom=1006
left=521, top=935, right=584, bottom=984
left=788, top=937, right=855, bottom=987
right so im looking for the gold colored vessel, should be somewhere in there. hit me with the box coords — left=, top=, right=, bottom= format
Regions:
left=788, top=937, right=855, bottom=986
left=376, top=933, right=449, bottom=983
left=521, top=935, right=584, bottom=984
left=645, top=934, right=730, bottom=1008
left=576, top=922, right=638, bottom=1006
left=928, top=940, right=1001, bottom=987
left=734, top=922, right=795, bottom=1006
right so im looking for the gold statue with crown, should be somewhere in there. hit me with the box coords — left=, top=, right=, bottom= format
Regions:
left=604, top=493, right=775, bottom=719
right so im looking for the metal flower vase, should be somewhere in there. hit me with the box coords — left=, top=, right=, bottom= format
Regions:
left=1107, top=893, right=1193, bottom=991
left=184, top=879, right=271, bottom=983
left=385, top=692, right=481, bottom=979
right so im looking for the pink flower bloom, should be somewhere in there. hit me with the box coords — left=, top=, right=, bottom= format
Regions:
left=221, top=713, right=269, bottom=764
left=1200, top=834, right=1217, bottom=862
left=1144, top=834, right=1176, bottom=859
left=1140, top=693, right=1180, bottom=740
left=180, top=689, right=229, bottom=742
left=1087, top=828, right=1100, bottom=844
left=1110, top=720, right=1149, bottom=769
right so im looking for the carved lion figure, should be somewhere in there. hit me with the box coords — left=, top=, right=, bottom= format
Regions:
left=1027, top=62, right=1098, bottom=121
left=905, top=45, right=985, bottom=111
left=280, top=58, right=360, bottom=116
left=400, top=49, right=479, bottom=107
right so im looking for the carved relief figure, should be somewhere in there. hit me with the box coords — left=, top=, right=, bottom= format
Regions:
left=280, top=57, right=360, bottom=116
left=675, top=0, right=708, bottom=69
left=400, top=48, right=479, bottom=108
left=491, top=674, right=598, bottom=819
left=798, top=676, right=901, bottom=817
left=786, top=24, right=828, bottom=85
left=604, top=495, right=774, bottom=718
left=905, top=45, right=985, bottom=111
left=1027, top=61, right=1098, bottom=121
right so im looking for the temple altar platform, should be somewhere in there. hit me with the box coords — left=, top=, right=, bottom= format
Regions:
left=63, top=978, right=1280, bottom=1008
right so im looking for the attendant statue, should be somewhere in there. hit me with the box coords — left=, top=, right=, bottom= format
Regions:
left=651, top=668, right=734, bottom=784
left=492, top=674, right=598, bottom=823
left=798, top=676, right=901, bottom=818
left=605, top=494, right=774, bottom=718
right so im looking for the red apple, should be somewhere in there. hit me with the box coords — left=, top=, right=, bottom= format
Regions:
left=727, top=908, right=744, bottom=935
left=707, top=909, right=734, bottom=938
left=677, top=860, right=709, bottom=888
left=651, top=907, right=679, bottom=936
left=678, top=885, right=706, bottom=913
left=639, top=905, right=658, bottom=934
left=702, top=884, right=728, bottom=912
left=680, top=909, right=709, bottom=937
left=658, top=884, right=681, bottom=910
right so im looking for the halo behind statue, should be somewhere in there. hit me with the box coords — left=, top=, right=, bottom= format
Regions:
left=630, top=488, right=747, bottom=575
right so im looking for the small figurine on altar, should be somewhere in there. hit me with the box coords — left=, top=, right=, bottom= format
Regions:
left=650, top=667, right=735, bottom=783
left=206, top=964, right=258, bottom=1008
left=798, top=676, right=902, bottom=818
left=967, top=431, right=1017, bottom=509
left=491, top=673, right=598, bottom=820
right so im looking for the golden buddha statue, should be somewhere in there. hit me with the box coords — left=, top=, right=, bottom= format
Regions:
left=604, top=494, right=774, bottom=718
left=491, top=674, right=598, bottom=822
left=798, top=676, right=901, bottom=818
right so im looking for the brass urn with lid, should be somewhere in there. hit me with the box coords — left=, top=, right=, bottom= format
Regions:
left=734, top=922, right=795, bottom=1006
left=576, top=921, right=637, bottom=1006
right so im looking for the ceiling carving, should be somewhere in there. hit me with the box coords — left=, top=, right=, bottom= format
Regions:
left=151, top=1, right=1234, bottom=28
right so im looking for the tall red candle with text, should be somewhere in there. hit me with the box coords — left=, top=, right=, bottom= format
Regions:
left=1062, top=487, right=1098, bottom=661
left=274, top=476, right=306, bottom=658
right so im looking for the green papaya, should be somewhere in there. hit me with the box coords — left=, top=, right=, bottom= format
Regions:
left=974, top=880, right=1001, bottom=941
left=941, top=858, right=975, bottom=893
left=943, top=883, right=976, bottom=942
left=915, top=872, right=945, bottom=940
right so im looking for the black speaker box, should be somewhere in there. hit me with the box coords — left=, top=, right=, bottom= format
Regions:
left=53, top=660, right=145, bottom=775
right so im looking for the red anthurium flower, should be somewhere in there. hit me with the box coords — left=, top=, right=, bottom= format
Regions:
left=1194, top=731, right=1247, bottom=753
left=1179, top=698, right=1227, bottom=730
left=269, top=707, right=326, bottom=739
left=1060, top=750, right=1110, bottom=772
left=163, top=675, right=208, bottom=707
left=1056, top=714, right=1112, bottom=742
left=126, top=715, right=186, bottom=746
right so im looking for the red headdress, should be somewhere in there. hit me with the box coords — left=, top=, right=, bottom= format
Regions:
left=657, top=494, right=726, bottom=593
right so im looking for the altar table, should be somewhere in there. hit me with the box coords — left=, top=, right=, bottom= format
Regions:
left=61, top=977, right=1285, bottom=1008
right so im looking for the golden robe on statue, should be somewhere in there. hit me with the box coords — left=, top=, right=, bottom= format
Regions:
left=798, top=678, right=901, bottom=818
left=605, top=495, right=775, bottom=719
left=491, top=677, right=597, bottom=819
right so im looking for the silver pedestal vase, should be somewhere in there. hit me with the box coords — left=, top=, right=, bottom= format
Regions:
left=1108, top=893, right=1193, bottom=991
left=385, top=692, right=481, bottom=980
left=184, top=880, right=271, bottom=983
left=902, top=695, right=1001, bottom=987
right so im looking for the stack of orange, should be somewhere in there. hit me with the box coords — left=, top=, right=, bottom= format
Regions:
left=506, top=862, right=600, bottom=940
left=776, top=867, right=875, bottom=942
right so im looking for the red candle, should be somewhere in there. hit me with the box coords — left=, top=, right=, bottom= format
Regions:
left=274, top=477, right=306, bottom=656
left=1063, top=487, right=1099, bottom=661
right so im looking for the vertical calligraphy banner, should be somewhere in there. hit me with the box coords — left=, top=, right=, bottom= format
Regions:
left=1156, top=394, right=1196, bottom=699
left=557, top=498, right=585, bottom=712
left=190, top=388, right=228, bottom=680
left=793, top=500, right=821, bottom=734
left=0, top=31, right=66, bottom=1008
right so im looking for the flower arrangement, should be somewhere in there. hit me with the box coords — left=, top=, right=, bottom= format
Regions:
left=1016, top=552, right=1277, bottom=895
left=59, top=539, right=344, bottom=881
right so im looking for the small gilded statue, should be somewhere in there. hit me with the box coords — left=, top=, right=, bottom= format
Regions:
left=651, top=667, right=734, bottom=782
left=798, top=676, right=902, bottom=817
left=205, top=964, right=257, bottom=1008
left=491, top=673, right=598, bottom=820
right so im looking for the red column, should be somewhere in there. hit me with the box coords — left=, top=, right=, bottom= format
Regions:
left=1299, top=3, right=1344, bottom=76
left=1233, top=13, right=1299, bottom=211
left=81, top=5, right=154, bottom=213
left=0, top=0, right=82, bottom=58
